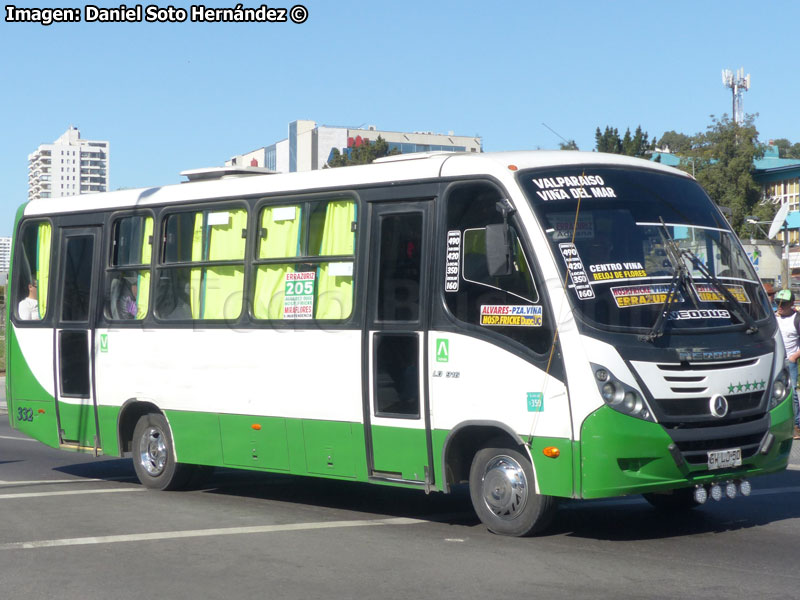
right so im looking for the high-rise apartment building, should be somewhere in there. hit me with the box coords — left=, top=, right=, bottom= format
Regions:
left=28, top=126, right=109, bottom=201
left=0, top=236, right=11, bottom=270
left=227, top=120, right=482, bottom=173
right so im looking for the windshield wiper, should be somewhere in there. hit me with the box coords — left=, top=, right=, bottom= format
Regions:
left=681, top=248, right=759, bottom=334
left=641, top=222, right=697, bottom=342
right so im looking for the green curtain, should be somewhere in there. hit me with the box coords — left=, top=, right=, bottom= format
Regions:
left=316, top=201, right=355, bottom=319
left=36, top=223, right=51, bottom=318
left=254, top=206, right=301, bottom=319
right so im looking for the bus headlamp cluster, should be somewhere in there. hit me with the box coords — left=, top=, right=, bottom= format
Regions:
left=592, top=365, right=654, bottom=422
left=770, top=368, right=790, bottom=409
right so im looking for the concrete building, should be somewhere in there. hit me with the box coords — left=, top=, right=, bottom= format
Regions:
left=28, top=126, right=109, bottom=201
left=227, top=120, right=482, bottom=173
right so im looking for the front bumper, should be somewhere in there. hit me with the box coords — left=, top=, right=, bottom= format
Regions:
left=579, top=393, right=793, bottom=499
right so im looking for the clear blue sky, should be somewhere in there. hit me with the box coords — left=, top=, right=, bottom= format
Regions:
left=1, top=0, right=798, bottom=236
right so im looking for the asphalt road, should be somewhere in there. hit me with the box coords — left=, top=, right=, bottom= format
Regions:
left=3, top=413, right=800, bottom=600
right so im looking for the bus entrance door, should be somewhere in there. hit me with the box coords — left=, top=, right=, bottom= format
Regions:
left=54, top=227, right=101, bottom=451
left=364, top=201, right=434, bottom=485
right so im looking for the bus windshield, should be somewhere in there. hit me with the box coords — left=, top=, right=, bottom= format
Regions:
left=518, top=165, right=772, bottom=332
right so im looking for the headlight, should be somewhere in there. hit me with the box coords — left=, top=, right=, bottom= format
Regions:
left=770, top=368, right=790, bottom=409
left=591, top=364, right=654, bottom=422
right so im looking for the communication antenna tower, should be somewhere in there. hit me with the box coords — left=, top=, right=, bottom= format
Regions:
left=721, top=68, right=751, bottom=125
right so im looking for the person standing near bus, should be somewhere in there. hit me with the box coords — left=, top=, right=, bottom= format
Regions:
left=18, top=280, right=39, bottom=320
left=775, top=289, right=800, bottom=439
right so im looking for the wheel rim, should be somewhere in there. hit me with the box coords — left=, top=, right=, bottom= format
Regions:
left=138, top=426, right=168, bottom=477
left=481, top=455, right=529, bottom=521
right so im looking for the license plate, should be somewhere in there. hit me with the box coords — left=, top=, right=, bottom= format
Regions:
left=707, top=448, right=742, bottom=470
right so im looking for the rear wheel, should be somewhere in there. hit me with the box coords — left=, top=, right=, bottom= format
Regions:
left=132, top=413, right=192, bottom=490
left=643, top=487, right=700, bottom=511
left=469, top=446, right=557, bottom=536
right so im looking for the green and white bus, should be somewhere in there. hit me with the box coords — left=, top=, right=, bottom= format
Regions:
left=6, top=151, right=792, bottom=536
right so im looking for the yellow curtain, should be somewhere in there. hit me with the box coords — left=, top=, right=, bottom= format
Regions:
left=135, top=217, right=153, bottom=319
left=316, top=201, right=356, bottom=319
left=253, top=206, right=301, bottom=319
left=36, top=223, right=52, bottom=319
left=190, top=213, right=204, bottom=319
left=203, top=210, right=246, bottom=319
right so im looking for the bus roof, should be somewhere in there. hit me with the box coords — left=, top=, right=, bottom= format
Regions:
left=23, top=150, right=691, bottom=218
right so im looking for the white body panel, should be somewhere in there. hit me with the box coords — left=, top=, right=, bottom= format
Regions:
left=94, top=328, right=363, bottom=422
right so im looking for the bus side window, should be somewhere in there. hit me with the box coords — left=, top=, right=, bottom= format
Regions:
left=13, top=221, right=52, bottom=322
left=156, top=209, right=247, bottom=320
left=253, top=204, right=303, bottom=319
left=105, top=216, right=152, bottom=320
left=252, top=199, right=356, bottom=321
left=444, top=183, right=553, bottom=354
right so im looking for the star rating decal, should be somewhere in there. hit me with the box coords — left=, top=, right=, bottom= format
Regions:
left=726, top=379, right=767, bottom=394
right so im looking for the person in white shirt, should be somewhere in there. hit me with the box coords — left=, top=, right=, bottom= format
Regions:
left=18, top=280, right=39, bottom=320
left=775, top=289, right=800, bottom=439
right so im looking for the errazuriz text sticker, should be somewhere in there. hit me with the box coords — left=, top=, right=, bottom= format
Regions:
left=693, top=283, right=750, bottom=304
left=530, top=175, right=617, bottom=202
left=284, top=272, right=315, bottom=319
left=445, top=230, right=461, bottom=292
left=559, top=243, right=594, bottom=300
left=548, top=213, right=595, bottom=241
left=611, top=284, right=684, bottom=308
left=480, top=305, right=543, bottom=327
left=589, top=261, right=647, bottom=282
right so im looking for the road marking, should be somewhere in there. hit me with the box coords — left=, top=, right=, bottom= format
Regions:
left=0, top=478, right=137, bottom=486
left=0, top=488, right=144, bottom=500
left=0, top=517, right=426, bottom=550
left=0, top=435, right=37, bottom=443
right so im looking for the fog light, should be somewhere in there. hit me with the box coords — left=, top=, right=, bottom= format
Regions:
left=694, top=485, right=708, bottom=504
left=725, top=482, right=737, bottom=499
left=739, top=480, right=752, bottom=496
left=710, top=484, right=723, bottom=501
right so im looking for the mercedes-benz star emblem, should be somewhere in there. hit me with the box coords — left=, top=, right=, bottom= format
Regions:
left=710, top=394, right=729, bottom=418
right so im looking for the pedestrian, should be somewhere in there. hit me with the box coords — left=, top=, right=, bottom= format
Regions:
left=764, top=282, right=777, bottom=311
left=775, top=289, right=800, bottom=439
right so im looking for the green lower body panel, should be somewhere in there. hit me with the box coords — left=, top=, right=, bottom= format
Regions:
left=370, top=425, right=428, bottom=481
left=529, top=437, right=574, bottom=498
left=580, top=398, right=793, bottom=499
left=165, top=410, right=370, bottom=482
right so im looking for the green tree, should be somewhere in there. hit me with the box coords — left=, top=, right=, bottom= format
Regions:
left=772, top=138, right=800, bottom=159
left=595, top=125, right=651, bottom=157
left=679, top=114, right=766, bottom=235
left=657, top=130, right=693, bottom=154
left=326, top=135, right=400, bottom=167
left=559, top=139, right=579, bottom=150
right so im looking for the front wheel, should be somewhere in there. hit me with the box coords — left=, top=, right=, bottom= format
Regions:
left=469, top=446, right=557, bottom=536
left=132, top=413, right=192, bottom=490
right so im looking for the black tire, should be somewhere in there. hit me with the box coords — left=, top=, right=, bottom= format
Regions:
left=643, top=487, right=700, bottom=511
left=131, top=413, right=192, bottom=491
left=469, top=446, right=557, bottom=536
